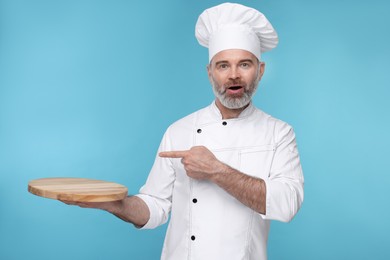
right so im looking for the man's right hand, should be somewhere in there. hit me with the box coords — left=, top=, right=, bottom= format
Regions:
left=60, top=196, right=150, bottom=227
left=60, top=200, right=119, bottom=212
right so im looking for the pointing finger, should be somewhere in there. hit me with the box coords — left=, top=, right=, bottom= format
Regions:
left=159, top=150, right=189, bottom=158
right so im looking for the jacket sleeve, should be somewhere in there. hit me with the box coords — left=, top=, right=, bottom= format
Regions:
left=262, top=122, right=304, bottom=222
left=135, top=129, right=175, bottom=229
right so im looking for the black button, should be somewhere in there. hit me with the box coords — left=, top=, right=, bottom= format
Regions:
left=222, top=121, right=227, bottom=126
left=192, top=198, right=197, bottom=203
left=197, top=129, right=202, bottom=133
left=191, top=235, right=196, bottom=241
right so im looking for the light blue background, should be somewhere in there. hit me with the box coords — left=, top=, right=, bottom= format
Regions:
left=1, top=0, right=389, bottom=259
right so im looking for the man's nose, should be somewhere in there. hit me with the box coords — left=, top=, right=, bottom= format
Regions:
left=229, top=67, right=240, bottom=79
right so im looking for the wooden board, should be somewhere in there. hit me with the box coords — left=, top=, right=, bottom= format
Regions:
left=28, top=177, right=128, bottom=202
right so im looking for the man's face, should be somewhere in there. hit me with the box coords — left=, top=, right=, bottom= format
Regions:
left=207, top=49, right=265, bottom=109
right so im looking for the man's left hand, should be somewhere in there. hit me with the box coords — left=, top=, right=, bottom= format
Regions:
left=159, top=146, right=225, bottom=180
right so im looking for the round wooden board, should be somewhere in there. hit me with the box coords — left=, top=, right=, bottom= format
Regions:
left=28, top=177, right=128, bottom=202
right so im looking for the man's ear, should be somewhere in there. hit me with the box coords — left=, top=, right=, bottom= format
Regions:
left=207, top=64, right=212, bottom=80
left=258, top=62, right=265, bottom=81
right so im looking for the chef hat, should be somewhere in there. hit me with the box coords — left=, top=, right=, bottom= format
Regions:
left=195, top=2, right=278, bottom=62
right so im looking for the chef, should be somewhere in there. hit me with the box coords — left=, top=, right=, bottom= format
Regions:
left=64, top=3, right=304, bottom=260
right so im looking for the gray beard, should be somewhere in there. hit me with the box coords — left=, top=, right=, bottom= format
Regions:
left=211, top=77, right=259, bottom=109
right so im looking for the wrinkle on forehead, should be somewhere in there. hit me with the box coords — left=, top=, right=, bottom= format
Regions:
left=210, top=49, right=259, bottom=67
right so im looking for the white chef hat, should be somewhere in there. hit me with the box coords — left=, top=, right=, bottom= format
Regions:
left=195, top=2, right=278, bottom=62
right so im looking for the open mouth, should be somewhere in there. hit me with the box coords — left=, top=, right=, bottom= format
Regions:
left=228, top=86, right=243, bottom=90
left=226, top=85, right=244, bottom=95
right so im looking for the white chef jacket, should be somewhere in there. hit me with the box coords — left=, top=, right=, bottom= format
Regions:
left=136, top=102, right=304, bottom=260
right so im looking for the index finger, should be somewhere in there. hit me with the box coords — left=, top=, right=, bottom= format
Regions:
left=159, top=150, right=189, bottom=158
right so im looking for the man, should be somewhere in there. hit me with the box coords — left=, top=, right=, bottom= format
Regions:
left=65, top=3, right=304, bottom=259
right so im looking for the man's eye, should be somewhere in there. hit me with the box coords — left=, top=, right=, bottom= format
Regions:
left=218, top=64, right=229, bottom=69
left=241, top=63, right=249, bottom=68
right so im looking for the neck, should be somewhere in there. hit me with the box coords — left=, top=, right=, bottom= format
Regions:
left=215, top=99, right=249, bottom=119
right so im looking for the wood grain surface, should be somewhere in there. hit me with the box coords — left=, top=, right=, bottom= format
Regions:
left=28, top=177, right=128, bottom=202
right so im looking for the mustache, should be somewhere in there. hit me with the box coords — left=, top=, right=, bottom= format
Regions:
left=223, top=80, right=247, bottom=89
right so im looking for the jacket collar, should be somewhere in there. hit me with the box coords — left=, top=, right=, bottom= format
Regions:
left=210, top=100, right=256, bottom=120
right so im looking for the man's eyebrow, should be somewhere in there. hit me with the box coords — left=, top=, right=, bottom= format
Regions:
left=239, top=59, right=255, bottom=64
left=214, top=60, right=229, bottom=66
left=212, top=58, right=257, bottom=68
left=214, top=59, right=255, bottom=66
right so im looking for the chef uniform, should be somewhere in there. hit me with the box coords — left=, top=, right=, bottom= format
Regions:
left=136, top=3, right=304, bottom=260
